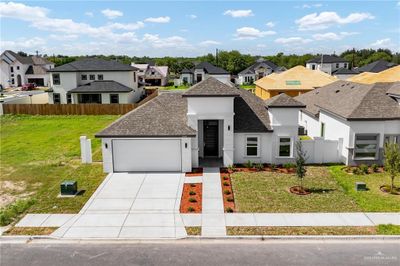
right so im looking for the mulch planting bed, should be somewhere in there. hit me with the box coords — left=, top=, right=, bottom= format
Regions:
left=220, top=170, right=236, bottom=212
left=180, top=183, right=202, bottom=213
left=380, top=185, right=400, bottom=195
left=185, top=168, right=203, bottom=177
left=289, top=185, right=311, bottom=195
left=342, top=166, right=385, bottom=174
left=228, top=164, right=295, bottom=174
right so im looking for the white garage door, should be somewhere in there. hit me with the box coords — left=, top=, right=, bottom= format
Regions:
left=112, top=139, right=182, bottom=172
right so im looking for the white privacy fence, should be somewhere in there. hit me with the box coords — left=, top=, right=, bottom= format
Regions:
left=301, top=137, right=343, bottom=164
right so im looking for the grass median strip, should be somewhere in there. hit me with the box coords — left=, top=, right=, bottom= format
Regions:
left=186, top=227, right=201, bottom=236
left=4, top=227, right=58, bottom=236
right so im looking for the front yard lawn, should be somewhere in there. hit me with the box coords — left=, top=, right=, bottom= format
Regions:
left=0, top=115, right=118, bottom=222
left=231, top=166, right=361, bottom=212
left=329, top=166, right=400, bottom=212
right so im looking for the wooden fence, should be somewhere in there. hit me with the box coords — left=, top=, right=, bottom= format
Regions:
left=2, top=91, right=159, bottom=115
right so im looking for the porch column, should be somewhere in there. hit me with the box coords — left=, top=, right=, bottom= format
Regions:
left=223, top=116, right=234, bottom=166
left=187, top=114, right=199, bottom=168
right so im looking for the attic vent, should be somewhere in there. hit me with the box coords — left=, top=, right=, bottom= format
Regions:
left=335, top=90, right=340, bottom=93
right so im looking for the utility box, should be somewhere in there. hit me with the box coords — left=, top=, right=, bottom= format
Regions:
left=61, top=181, right=78, bottom=195
left=355, top=182, right=367, bottom=191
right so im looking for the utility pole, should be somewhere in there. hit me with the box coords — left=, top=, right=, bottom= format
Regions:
left=216, top=48, right=219, bottom=67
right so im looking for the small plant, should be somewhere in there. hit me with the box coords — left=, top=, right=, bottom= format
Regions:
left=224, top=189, right=231, bottom=195
left=227, top=164, right=236, bottom=173
left=295, top=141, right=308, bottom=189
left=188, top=197, right=197, bottom=203
left=227, top=197, right=234, bottom=202
left=0, top=198, right=35, bottom=226
left=226, top=207, right=234, bottom=213
left=187, top=206, right=195, bottom=212
left=245, top=160, right=254, bottom=169
left=255, top=163, right=264, bottom=171
left=270, top=164, right=277, bottom=171
left=284, top=163, right=296, bottom=169
left=352, top=167, right=361, bottom=175
left=384, top=143, right=400, bottom=193
left=189, top=191, right=196, bottom=196
left=223, top=176, right=229, bottom=180
left=371, top=164, right=379, bottom=173
left=190, top=184, right=196, bottom=188
left=223, top=181, right=230, bottom=186
left=359, top=164, right=369, bottom=175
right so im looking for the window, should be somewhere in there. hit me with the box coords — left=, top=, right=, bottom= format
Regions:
left=336, top=63, right=339, bottom=68
left=97, top=74, right=103, bottom=80
left=52, top=74, right=60, bottom=85
left=311, top=65, right=316, bottom=70
left=66, top=93, right=72, bottom=104
left=384, top=135, right=400, bottom=145
left=17, top=66, right=20, bottom=70
left=81, top=75, right=87, bottom=80
left=246, top=136, right=259, bottom=157
left=133, top=72, right=136, bottom=82
left=196, top=74, right=202, bottom=83
left=320, top=122, right=325, bottom=138
left=78, top=94, right=101, bottom=104
left=279, top=137, right=292, bottom=157
left=10, top=66, right=14, bottom=73
left=53, top=93, right=61, bottom=104
left=11, top=78, right=15, bottom=84
left=89, top=74, right=95, bottom=80
left=344, top=63, right=348, bottom=68
left=354, top=134, right=379, bottom=160
left=110, top=94, right=119, bottom=104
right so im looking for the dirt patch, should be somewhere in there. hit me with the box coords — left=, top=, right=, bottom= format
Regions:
left=0, top=180, right=26, bottom=192
left=180, top=183, right=202, bottom=213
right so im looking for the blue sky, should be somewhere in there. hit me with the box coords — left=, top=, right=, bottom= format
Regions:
left=1, top=1, right=399, bottom=56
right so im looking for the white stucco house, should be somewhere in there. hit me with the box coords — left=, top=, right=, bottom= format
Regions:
left=0, top=50, right=54, bottom=88
left=96, top=77, right=305, bottom=173
left=236, top=58, right=284, bottom=85
left=47, top=58, right=143, bottom=104
left=296, top=81, right=400, bottom=166
left=131, top=63, right=169, bottom=86
left=306, top=55, right=349, bottom=75
left=179, top=62, right=230, bottom=85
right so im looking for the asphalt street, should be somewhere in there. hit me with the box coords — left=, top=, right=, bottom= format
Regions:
left=1, top=239, right=399, bottom=266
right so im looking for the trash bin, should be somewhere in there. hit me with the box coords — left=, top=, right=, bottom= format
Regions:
left=61, top=181, right=78, bottom=195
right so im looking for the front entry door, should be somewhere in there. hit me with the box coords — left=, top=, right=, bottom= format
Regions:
left=203, top=120, right=219, bottom=157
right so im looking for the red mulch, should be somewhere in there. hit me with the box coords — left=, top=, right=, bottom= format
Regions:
left=220, top=171, right=236, bottom=212
left=180, top=183, right=203, bottom=213
left=185, top=168, right=203, bottom=177
left=233, top=166, right=295, bottom=174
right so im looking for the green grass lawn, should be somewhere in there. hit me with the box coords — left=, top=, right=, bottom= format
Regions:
left=329, top=166, right=400, bottom=212
left=239, top=84, right=256, bottom=90
left=0, top=115, right=118, bottom=218
left=158, top=85, right=190, bottom=90
left=231, top=166, right=361, bottom=213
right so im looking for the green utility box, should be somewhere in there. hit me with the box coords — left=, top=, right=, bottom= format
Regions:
left=61, top=180, right=78, bottom=195
left=355, top=182, right=367, bottom=191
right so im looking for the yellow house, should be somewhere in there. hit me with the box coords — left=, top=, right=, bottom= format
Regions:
left=255, top=66, right=337, bottom=100
left=347, top=65, right=400, bottom=84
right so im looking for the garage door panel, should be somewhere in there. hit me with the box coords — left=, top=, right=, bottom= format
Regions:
left=112, top=139, right=181, bottom=172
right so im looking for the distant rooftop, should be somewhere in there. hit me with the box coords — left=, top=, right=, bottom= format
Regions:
left=49, top=58, right=137, bottom=72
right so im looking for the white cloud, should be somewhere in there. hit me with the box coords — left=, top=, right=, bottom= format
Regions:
left=188, top=14, right=197, bottom=19
left=0, top=1, right=48, bottom=20
left=234, top=27, right=276, bottom=40
left=256, top=44, right=267, bottom=48
left=1, top=37, right=46, bottom=51
left=275, top=37, right=312, bottom=45
left=296, top=11, right=375, bottom=31
left=101, top=9, right=123, bottom=19
left=312, top=31, right=358, bottom=41
left=266, top=22, right=275, bottom=28
left=49, top=34, right=79, bottom=41
left=199, top=40, right=221, bottom=46
left=85, top=11, right=94, bottom=17
left=223, top=9, right=254, bottom=18
left=299, top=3, right=323, bottom=9
left=144, top=16, right=170, bottom=23
left=142, top=34, right=190, bottom=48
left=370, top=38, right=397, bottom=49
left=105, top=22, right=145, bottom=31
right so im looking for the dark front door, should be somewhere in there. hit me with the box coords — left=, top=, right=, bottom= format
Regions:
left=203, top=120, right=219, bottom=157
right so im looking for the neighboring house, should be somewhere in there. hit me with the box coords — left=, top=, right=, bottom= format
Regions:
left=296, top=80, right=400, bottom=166
left=96, top=77, right=305, bottom=173
left=334, top=60, right=398, bottom=80
left=355, top=59, right=397, bottom=73
left=255, top=66, right=337, bottom=100
left=179, top=62, right=230, bottom=85
left=47, top=58, right=143, bottom=104
left=306, top=55, right=349, bottom=75
left=333, top=68, right=358, bottom=80
left=131, top=63, right=169, bottom=86
left=236, top=58, right=283, bottom=85
left=347, top=65, right=400, bottom=84
left=0, top=50, right=54, bottom=87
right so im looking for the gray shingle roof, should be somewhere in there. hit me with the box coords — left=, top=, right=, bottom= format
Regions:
left=387, top=83, right=400, bottom=96
left=307, top=55, right=348, bottom=64
left=69, top=81, right=133, bottom=93
left=4, top=50, right=33, bottom=64
left=333, top=68, right=358, bottom=75
left=238, top=60, right=279, bottom=75
left=49, top=58, right=137, bottom=72
left=25, top=65, right=48, bottom=75
left=295, top=80, right=400, bottom=120
left=356, top=60, right=397, bottom=73
left=265, top=93, right=306, bottom=108
left=194, top=62, right=229, bottom=74
left=183, top=77, right=240, bottom=97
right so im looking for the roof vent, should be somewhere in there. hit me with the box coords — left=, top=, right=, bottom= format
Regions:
left=341, top=84, right=345, bottom=87
left=350, top=86, right=355, bottom=89
left=335, top=90, right=340, bottom=93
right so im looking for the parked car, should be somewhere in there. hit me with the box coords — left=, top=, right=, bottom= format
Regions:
left=21, top=83, right=36, bottom=91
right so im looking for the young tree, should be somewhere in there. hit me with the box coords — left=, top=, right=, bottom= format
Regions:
left=384, top=142, right=400, bottom=193
left=295, top=141, right=308, bottom=189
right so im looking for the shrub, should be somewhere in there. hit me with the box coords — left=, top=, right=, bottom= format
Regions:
left=384, top=143, right=400, bottom=193
left=227, top=164, right=236, bottom=172
left=223, top=181, right=230, bottom=186
left=270, top=164, right=277, bottom=171
left=255, top=163, right=264, bottom=171
left=188, top=197, right=197, bottom=203
left=0, top=198, right=35, bottom=226
left=227, top=197, right=234, bottom=202
left=359, top=164, right=369, bottom=175
left=189, top=191, right=196, bottom=196
left=245, top=160, right=254, bottom=169
left=187, top=206, right=195, bottom=212
left=371, top=164, right=379, bottom=173
left=352, top=167, right=361, bottom=175
left=224, top=190, right=231, bottom=195
left=226, top=207, right=234, bottom=213
left=284, top=163, right=296, bottom=169
left=295, top=141, right=308, bottom=189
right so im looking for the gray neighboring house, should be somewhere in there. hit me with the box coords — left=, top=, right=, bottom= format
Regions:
left=354, top=59, right=398, bottom=73
left=306, top=55, right=349, bottom=75
left=47, top=58, right=143, bottom=104
left=333, top=68, right=359, bottom=80
left=131, top=63, right=169, bottom=86
left=297, top=80, right=400, bottom=166
left=236, top=58, right=284, bottom=85
left=179, top=62, right=230, bottom=85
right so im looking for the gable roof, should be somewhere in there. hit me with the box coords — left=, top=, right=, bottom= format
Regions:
left=347, top=65, right=400, bottom=84
left=356, top=60, right=397, bottom=73
left=238, top=60, right=279, bottom=75
left=152, top=66, right=168, bottom=77
left=69, top=81, right=133, bottom=93
left=182, top=77, right=240, bottom=97
left=3, top=50, right=33, bottom=64
left=295, top=80, right=400, bottom=121
left=31, top=56, right=52, bottom=65
left=307, top=55, right=348, bottom=64
left=49, top=58, right=137, bottom=72
left=194, top=62, right=229, bottom=74
left=255, top=65, right=337, bottom=91
left=265, top=93, right=306, bottom=108
left=25, top=65, right=48, bottom=75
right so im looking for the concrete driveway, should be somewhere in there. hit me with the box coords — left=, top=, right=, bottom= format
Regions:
left=52, top=172, right=186, bottom=239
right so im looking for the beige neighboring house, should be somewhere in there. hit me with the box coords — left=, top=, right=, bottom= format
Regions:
left=347, top=65, right=400, bottom=84
left=131, top=63, right=169, bottom=86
